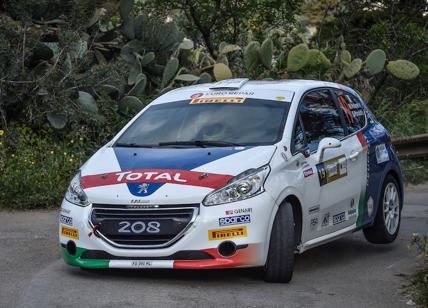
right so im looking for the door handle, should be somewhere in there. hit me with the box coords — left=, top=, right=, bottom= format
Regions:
left=349, top=151, right=360, bottom=161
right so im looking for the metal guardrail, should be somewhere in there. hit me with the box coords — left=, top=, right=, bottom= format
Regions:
left=392, top=133, right=428, bottom=159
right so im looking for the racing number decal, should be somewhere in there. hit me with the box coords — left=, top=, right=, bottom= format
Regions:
left=316, top=155, right=348, bottom=186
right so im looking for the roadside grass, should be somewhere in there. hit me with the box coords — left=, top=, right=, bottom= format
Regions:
left=405, top=234, right=428, bottom=307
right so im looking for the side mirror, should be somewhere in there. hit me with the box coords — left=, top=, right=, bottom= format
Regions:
left=315, top=137, right=341, bottom=162
left=300, top=146, right=310, bottom=158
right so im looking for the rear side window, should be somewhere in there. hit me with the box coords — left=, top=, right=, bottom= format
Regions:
left=334, top=90, right=366, bottom=134
left=299, top=90, right=345, bottom=151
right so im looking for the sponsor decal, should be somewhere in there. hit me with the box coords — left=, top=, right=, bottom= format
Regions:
left=303, top=168, right=314, bottom=178
left=81, top=169, right=233, bottom=190
left=316, top=155, right=348, bottom=186
left=61, top=226, right=79, bottom=240
left=367, top=196, right=374, bottom=217
left=205, top=91, right=254, bottom=96
left=375, top=143, right=389, bottom=164
left=310, top=217, right=319, bottom=230
left=130, top=199, right=151, bottom=204
left=308, top=205, right=320, bottom=214
left=348, top=198, right=357, bottom=216
left=276, top=96, right=285, bottom=101
left=333, top=212, right=346, bottom=225
left=190, top=97, right=245, bottom=104
left=208, top=226, right=247, bottom=240
left=225, top=208, right=252, bottom=216
left=59, top=215, right=73, bottom=226
left=190, top=92, right=204, bottom=99
left=348, top=208, right=357, bottom=216
left=219, top=215, right=251, bottom=226
left=322, top=213, right=330, bottom=227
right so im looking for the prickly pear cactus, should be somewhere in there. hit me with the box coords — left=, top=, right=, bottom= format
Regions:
left=120, top=0, right=135, bottom=40
left=213, top=63, right=233, bottom=81
left=161, top=58, right=179, bottom=88
left=386, top=60, right=420, bottom=80
left=306, top=49, right=331, bottom=70
left=343, top=58, right=362, bottom=79
left=244, top=41, right=261, bottom=71
left=365, top=49, right=386, bottom=76
left=342, top=50, right=352, bottom=64
left=260, top=38, right=273, bottom=69
left=287, top=43, right=309, bottom=72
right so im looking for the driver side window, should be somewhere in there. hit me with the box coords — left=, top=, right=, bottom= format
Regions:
left=299, top=90, right=345, bottom=152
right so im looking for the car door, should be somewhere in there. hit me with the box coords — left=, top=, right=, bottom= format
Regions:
left=293, top=89, right=364, bottom=241
left=332, top=89, right=369, bottom=227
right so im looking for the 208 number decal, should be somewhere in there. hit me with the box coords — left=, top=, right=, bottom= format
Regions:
left=118, top=221, right=161, bottom=233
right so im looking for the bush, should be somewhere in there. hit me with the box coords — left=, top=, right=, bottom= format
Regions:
left=0, top=125, right=90, bottom=209
left=406, top=233, right=428, bottom=306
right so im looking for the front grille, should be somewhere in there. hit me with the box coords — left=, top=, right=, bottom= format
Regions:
left=89, top=204, right=199, bottom=249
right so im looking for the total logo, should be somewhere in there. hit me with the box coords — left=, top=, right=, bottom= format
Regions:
left=219, top=215, right=251, bottom=226
left=116, top=171, right=187, bottom=183
left=225, top=208, right=252, bottom=215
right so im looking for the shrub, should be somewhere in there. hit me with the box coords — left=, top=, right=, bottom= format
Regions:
left=406, top=233, right=428, bottom=306
left=0, top=125, right=90, bottom=209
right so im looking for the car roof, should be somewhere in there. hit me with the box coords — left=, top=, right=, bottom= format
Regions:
left=151, top=79, right=357, bottom=105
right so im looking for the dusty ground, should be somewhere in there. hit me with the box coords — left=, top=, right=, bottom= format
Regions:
left=0, top=184, right=427, bottom=308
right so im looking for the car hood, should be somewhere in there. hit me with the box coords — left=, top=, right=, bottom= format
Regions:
left=80, top=145, right=276, bottom=204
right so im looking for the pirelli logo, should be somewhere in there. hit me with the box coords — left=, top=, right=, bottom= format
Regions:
left=61, top=226, right=79, bottom=240
left=208, top=226, right=247, bottom=241
left=190, top=97, right=245, bottom=104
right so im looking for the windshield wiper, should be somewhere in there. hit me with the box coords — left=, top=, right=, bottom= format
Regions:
left=115, top=142, right=155, bottom=148
left=158, top=140, right=243, bottom=148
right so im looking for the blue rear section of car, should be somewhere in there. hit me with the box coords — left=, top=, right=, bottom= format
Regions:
left=361, top=121, right=403, bottom=228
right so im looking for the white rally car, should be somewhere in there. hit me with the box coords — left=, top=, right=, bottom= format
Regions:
left=60, top=79, right=403, bottom=282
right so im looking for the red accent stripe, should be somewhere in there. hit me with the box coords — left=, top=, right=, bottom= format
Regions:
left=173, top=245, right=260, bottom=269
left=357, top=132, right=368, bottom=149
left=81, top=169, right=233, bottom=190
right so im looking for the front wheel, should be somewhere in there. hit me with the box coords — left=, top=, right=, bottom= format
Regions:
left=263, top=202, right=295, bottom=283
left=363, top=175, right=402, bottom=244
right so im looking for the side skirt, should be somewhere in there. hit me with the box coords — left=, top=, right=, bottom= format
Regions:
left=298, top=224, right=356, bottom=253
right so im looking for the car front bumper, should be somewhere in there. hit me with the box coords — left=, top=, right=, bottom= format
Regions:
left=59, top=192, right=277, bottom=269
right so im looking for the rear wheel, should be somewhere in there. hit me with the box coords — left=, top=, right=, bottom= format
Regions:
left=363, top=175, right=401, bottom=244
left=263, top=202, right=295, bottom=283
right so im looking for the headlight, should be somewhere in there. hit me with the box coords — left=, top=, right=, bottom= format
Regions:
left=203, top=165, right=270, bottom=206
left=65, top=171, right=89, bottom=207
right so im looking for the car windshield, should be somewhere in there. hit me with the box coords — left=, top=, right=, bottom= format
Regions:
left=115, top=98, right=290, bottom=147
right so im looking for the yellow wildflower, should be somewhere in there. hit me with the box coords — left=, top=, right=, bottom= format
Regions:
left=64, top=152, right=67, bottom=156
left=0, top=130, right=4, bottom=136
left=69, top=158, right=73, bottom=162
left=79, top=137, right=84, bottom=141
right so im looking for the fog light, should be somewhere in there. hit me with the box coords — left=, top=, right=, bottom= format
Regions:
left=66, top=240, right=77, bottom=256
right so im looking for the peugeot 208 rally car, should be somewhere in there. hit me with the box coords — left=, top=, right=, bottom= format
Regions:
left=60, top=79, right=403, bottom=282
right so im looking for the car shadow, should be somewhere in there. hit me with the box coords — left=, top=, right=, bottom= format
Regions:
left=64, top=233, right=399, bottom=283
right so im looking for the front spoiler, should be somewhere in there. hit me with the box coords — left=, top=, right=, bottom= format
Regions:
left=61, top=243, right=261, bottom=269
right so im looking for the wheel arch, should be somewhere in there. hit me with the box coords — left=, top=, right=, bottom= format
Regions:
left=282, top=194, right=303, bottom=249
left=384, top=168, right=404, bottom=209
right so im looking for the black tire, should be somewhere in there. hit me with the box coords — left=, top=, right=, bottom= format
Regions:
left=263, top=202, right=295, bottom=283
left=363, top=175, right=402, bottom=244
